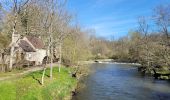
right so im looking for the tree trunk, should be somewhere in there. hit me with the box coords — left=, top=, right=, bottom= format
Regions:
left=9, top=46, right=14, bottom=71
left=50, top=23, right=53, bottom=80
left=41, top=66, right=46, bottom=85
left=59, top=42, right=62, bottom=72
left=9, top=21, right=17, bottom=71
left=50, top=44, right=53, bottom=80
left=41, top=40, right=50, bottom=85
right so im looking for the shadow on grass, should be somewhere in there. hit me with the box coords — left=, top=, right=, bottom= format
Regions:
left=31, top=70, right=51, bottom=85
left=45, top=74, right=50, bottom=77
left=32, top=75, right=42, bottom=85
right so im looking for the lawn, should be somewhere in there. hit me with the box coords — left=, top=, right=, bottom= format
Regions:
left=0, top=67, right=77, bottom=100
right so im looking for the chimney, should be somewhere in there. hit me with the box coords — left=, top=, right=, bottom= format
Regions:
left=13, top=33, right=20, bottom=43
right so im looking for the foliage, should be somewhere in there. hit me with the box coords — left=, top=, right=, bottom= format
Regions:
left=0, top=33, right=10, bottom=49
left=62, top=30, right=92, bottom=66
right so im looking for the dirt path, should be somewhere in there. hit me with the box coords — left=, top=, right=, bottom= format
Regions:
left=0, top=63, right=58, bottom=81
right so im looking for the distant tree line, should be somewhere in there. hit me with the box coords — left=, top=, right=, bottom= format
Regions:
left=0, top=0, right=169, bottom=75
left=88, top=4, right=170, bottom=74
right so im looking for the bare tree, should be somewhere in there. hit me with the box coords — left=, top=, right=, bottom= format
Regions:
left=153, top=5, right=170, bottom=66
left=137, top=16, right=152, bottom=71
left=41, top=0, right=70, bottom=83
left=9, top=0, right=29, bottom=71
left=153, top=5, right=170, bottom=38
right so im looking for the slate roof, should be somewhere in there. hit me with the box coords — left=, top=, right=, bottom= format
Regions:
left=26, top=36, right=44, bottom=49
left=18, top=40, right=35, bottom=52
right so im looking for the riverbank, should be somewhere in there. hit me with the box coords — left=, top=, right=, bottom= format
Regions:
left=138, top=66, right=170, bottom=80
left=0, top=66, right=77, bottom=100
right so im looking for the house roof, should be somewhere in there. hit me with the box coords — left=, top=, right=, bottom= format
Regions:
left=26, top=36, right=44, bottom=49
left=18, top=40, right=36, bottom=52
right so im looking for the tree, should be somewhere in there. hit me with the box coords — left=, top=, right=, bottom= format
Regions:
left=128, top=31, right=142, bottom=63
left=62, top=26, right=91, bottom=66
left=8, top=0, right=29, bottom=71
left=41, top=0, right=71, bottom=83
left=153, top=5, right=170, bottom=38
left=137, top=17, right=152, bottom=69
left=153, top=5, right=170, bottom=66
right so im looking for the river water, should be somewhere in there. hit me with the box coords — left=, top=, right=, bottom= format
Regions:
left=73, top=63, right=170, bottom=100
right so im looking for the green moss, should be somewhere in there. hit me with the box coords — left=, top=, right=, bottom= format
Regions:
left=0, top=67, right=77, bottom=100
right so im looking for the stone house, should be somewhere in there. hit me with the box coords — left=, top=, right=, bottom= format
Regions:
left=7, top=33, right=47, bottom=66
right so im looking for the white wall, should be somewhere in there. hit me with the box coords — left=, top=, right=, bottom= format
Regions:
left=25, top=49, right=46, bottom=65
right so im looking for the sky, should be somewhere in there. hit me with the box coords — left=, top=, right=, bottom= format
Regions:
left=67, top=0, right=170, bottom=39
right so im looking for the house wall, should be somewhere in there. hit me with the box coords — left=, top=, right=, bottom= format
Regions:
left=0, top=55, right=10, bottom=65
left=0, top=54, right=2, bottom=64
left=0, top=47, right=25, bottom=65
left=25, top=49, right=46, bottom=65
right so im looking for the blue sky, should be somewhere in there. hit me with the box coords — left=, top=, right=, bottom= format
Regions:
left=67, top=0, right=170, bottom=39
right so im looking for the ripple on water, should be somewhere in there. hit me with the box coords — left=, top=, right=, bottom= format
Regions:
left=73, top=63, right=170, bottom=100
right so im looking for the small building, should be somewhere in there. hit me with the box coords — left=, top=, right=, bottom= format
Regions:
left=9, top=34, right=47, bottom=66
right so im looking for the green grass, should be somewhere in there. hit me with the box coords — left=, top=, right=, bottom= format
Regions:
left=0, top=67, right=77, bottom=100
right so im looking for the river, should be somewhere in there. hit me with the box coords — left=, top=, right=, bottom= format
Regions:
left=73, top=63, right=170, bottom=100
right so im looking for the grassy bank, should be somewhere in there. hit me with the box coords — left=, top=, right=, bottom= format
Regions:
left=0, top=66, right=77, bottom=100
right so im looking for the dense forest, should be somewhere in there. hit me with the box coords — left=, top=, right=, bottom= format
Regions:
left=0, top=0, right=169, bottom=75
